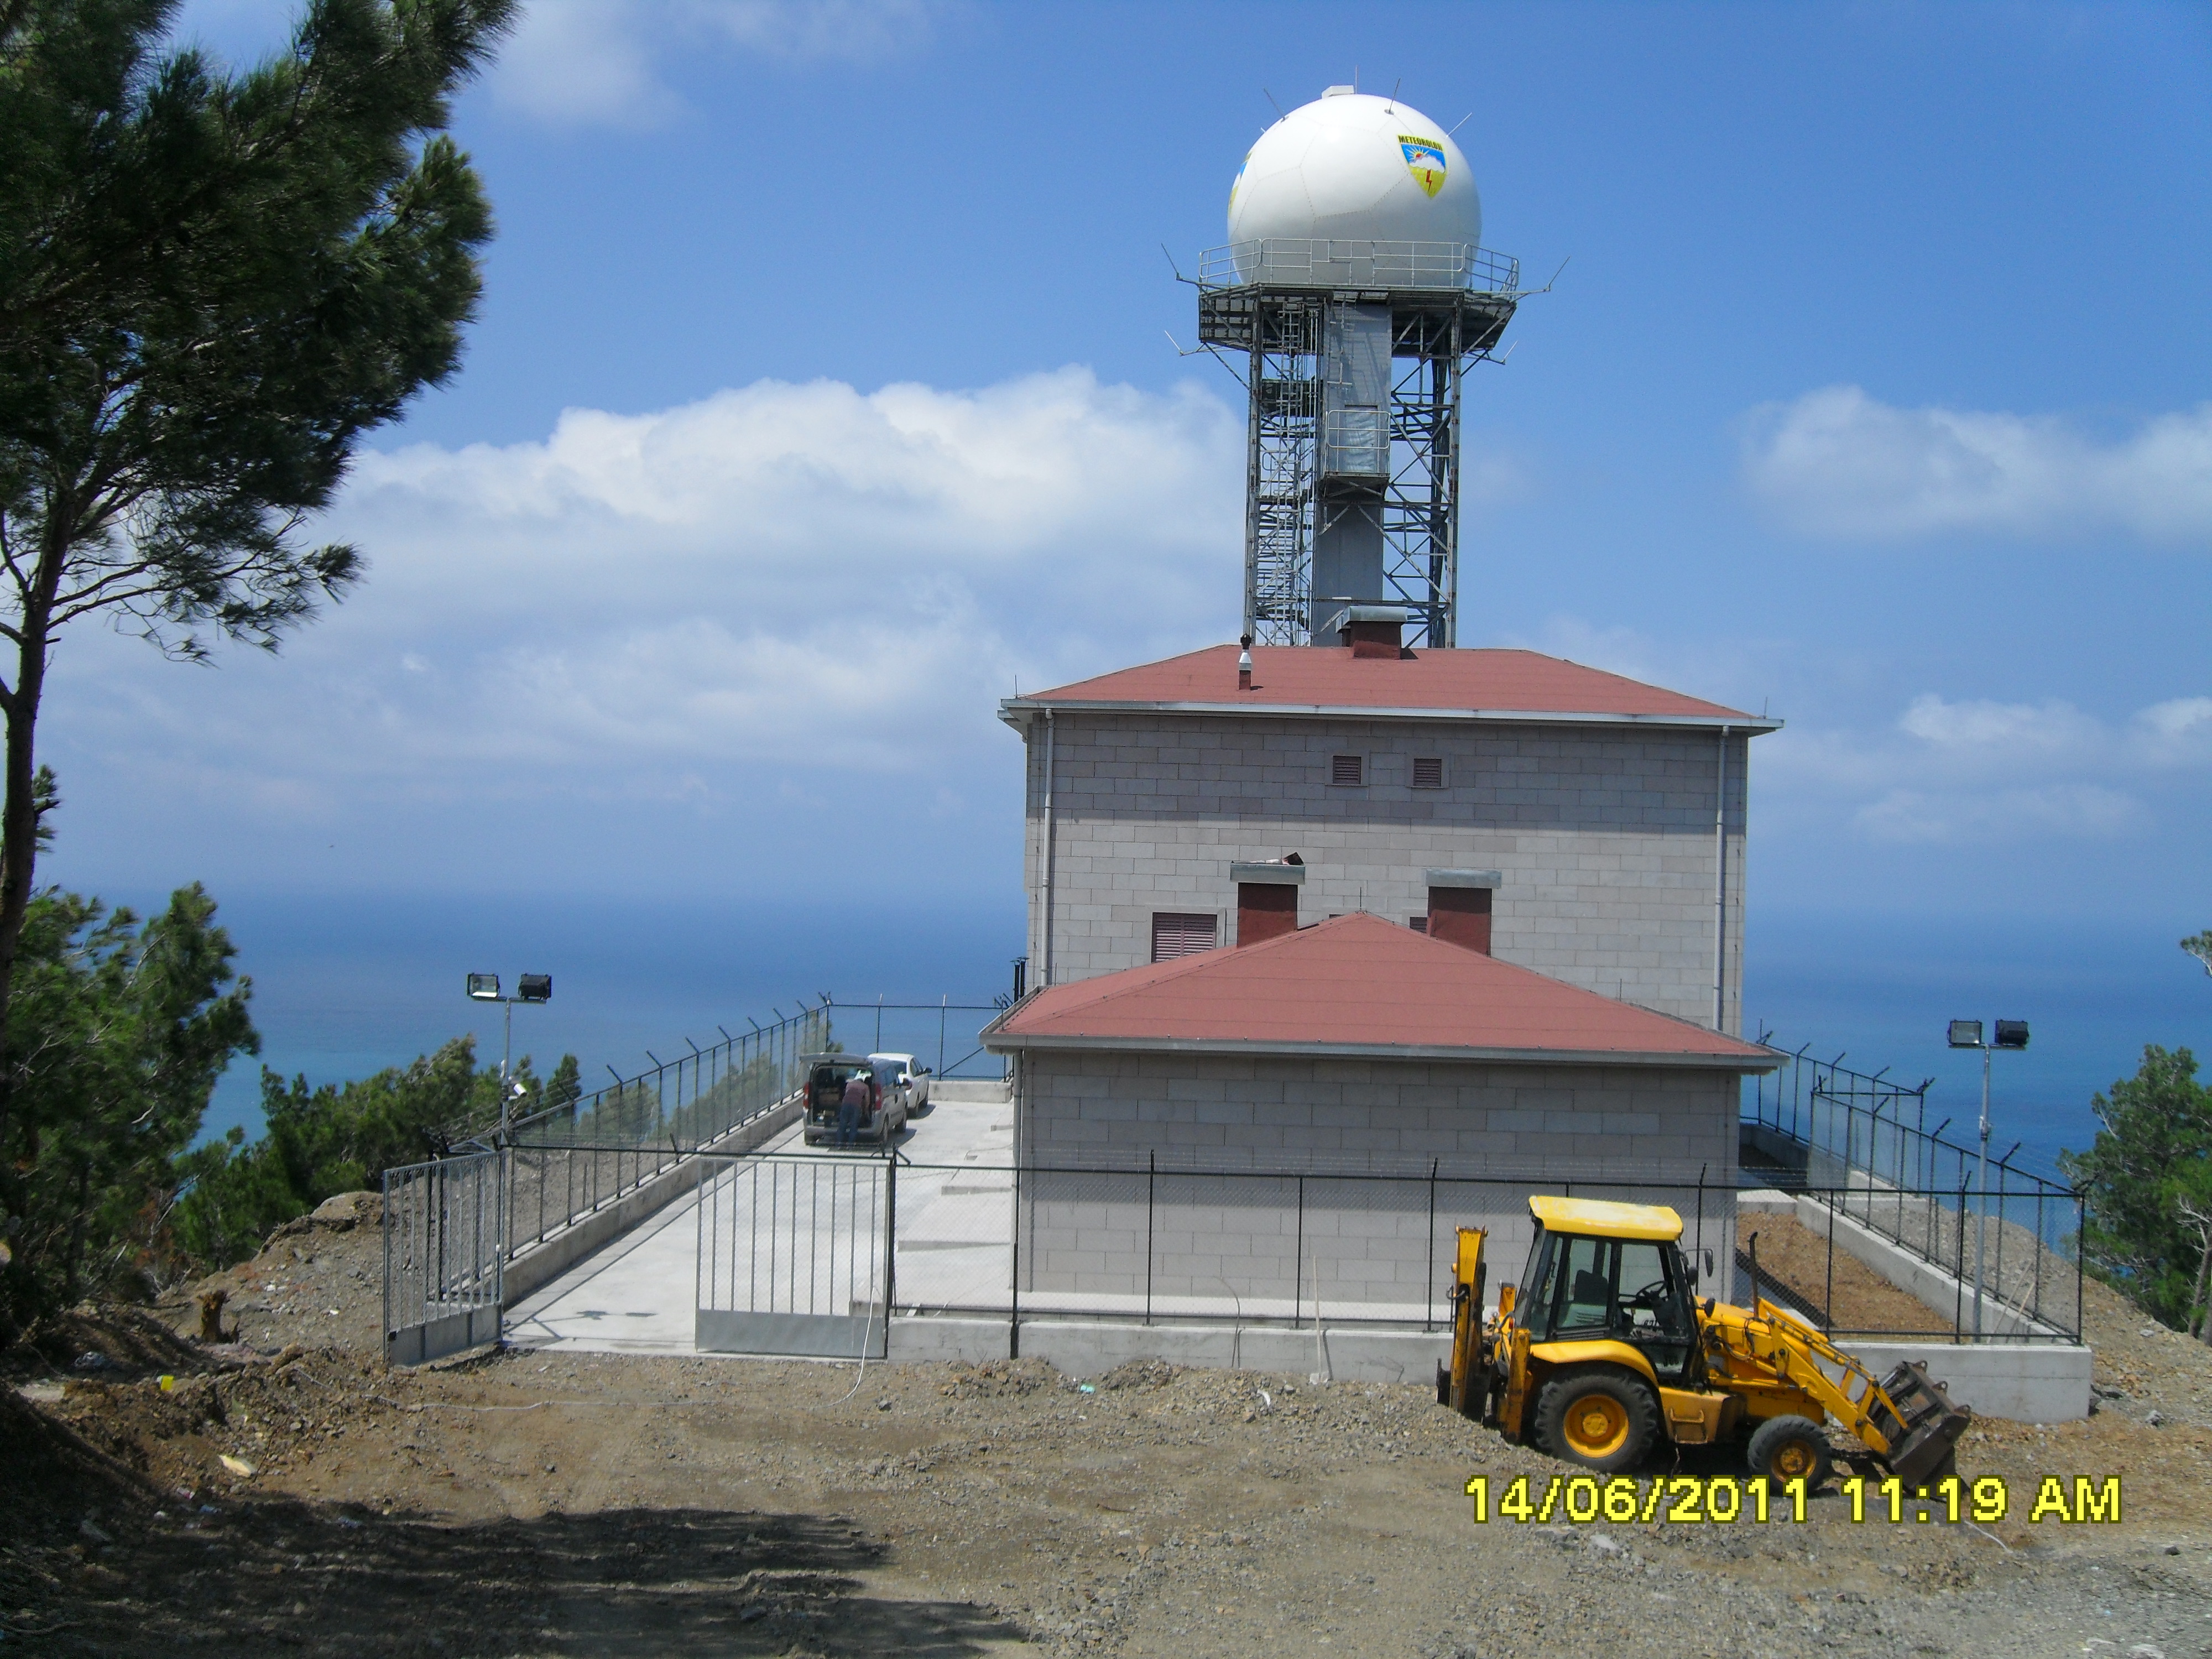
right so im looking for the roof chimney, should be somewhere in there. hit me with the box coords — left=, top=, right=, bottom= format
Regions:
left=1238, top=633, right=1253, bottom=691
left=1230, top=858, right=1304, bottom=946
left=1326, top=604, right=1410, bottom=659
left=1425, top=868, right=1501, bottom=954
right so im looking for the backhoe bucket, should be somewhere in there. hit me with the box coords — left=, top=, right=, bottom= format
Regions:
left=1876, top=1361, right=1972, bottom=1485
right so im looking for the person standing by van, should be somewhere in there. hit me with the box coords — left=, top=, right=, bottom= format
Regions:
left=837, top=1071, right=868, bottom=1147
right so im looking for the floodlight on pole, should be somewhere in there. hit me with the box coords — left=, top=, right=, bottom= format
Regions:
left=1944, top=1015, right=2030, bottom=1338
left=464, top=972, right=554, bottom=1136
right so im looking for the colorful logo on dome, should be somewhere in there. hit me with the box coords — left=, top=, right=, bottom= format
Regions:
left=1399, top=134, right=1446, bottom=198
left=1230, top=147, right=1252, bottom=214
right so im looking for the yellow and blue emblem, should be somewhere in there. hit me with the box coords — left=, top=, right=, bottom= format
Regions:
left=1399, top=134, right=1446, bottom=198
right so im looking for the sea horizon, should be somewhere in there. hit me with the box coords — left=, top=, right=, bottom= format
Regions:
left=86, top=885, right=2203, bottom=1184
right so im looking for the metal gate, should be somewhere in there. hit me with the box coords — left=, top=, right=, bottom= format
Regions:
left=697, top=1153, right=890, bottom=1358
left=383, top=1150, right=504, bottom=1365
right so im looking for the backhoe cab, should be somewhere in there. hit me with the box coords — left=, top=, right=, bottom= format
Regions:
left=1440, top=1196, right=1969, bottom=1488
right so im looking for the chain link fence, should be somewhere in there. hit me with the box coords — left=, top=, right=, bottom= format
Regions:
left=1744, top=1041, right=2084, bottom=1340
left=502, top=1004, right=832, bottom=1255
left=687, top=1144, right=2080, bottom=1352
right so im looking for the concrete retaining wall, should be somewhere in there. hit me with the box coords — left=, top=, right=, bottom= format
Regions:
left=880, top=1314, right=2090, bottom=1419
left=500, top=1101, right=801, bottom=1307
left=881, top=1313, right=2086, bottom=1420
left=886, top=1313, right=1449, bottom=1385
left=1843, top=1342, right=2091, bottom=1424
left=1736, top=1189, right=2090, bottom=1421
left=931, top=1078, right=1011, bottom=1105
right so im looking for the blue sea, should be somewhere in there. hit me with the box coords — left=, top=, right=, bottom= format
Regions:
left=1745, top=906, right=2210, bottom=1181
left=187, top=890, right=1030, bottom=1149
left=174, top=892, right=2207, bottom=1179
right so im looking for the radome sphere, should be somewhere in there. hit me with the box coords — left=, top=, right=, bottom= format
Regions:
left=1227, top=87, right=1480, bottom=251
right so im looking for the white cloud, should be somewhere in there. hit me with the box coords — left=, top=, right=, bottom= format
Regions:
left=1896, top=694, right=2100, bottom=755
left=1741, top=385, right=2212, bottom=542
left=41, top=367, right=1242, bottom=888
left=2131, top=696, right=2212, bottom=768
left=1853, top=784, right=2143, bottom=846
left=493, top=0, right=941, bottom=126
left=1759, top=688, right=2212, bottom=847
left=493, top=2, right=681, bottom=127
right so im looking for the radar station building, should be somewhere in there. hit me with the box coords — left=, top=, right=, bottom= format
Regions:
left=1002, top=632, right=1773, bottom=1033
left=984, top=86, right=1782, bottom=1306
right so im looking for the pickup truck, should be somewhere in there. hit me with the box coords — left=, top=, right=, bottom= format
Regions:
left=800, top=1053, right=907, bottom=1146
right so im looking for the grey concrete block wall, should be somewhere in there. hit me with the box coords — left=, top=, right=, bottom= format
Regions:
left=1009, top=1048, right=1741, bottom=1314
left=1021, top=711, right=1752, bottom=1032
left=1017, top=1050, right=1742, bottom=1175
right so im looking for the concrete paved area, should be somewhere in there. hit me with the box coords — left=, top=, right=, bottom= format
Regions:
left=505, top=1098, right=1013, bottom=1356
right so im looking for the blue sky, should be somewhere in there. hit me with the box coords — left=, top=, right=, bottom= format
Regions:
left=34, top=1, right=2212, bottom=1150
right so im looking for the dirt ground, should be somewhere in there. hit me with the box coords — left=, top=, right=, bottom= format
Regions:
left=6, top=1199, right=2212, bottom=1657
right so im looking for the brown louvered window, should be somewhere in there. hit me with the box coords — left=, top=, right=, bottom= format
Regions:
left=1409, top=915, right=1428, bottom=933
left=1411, top=756, right=1445, bottom=789
left=1329, top=753, right=1364, bottom=786
left=1151, top=912, right=1218, bottom=962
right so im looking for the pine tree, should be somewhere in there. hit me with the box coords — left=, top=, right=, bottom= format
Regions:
left=2061, top=1045, right=2212, bottom=1330
left=0, top=883, right=255, bottom=1326
left=0, top=0, right=514, bottom=1177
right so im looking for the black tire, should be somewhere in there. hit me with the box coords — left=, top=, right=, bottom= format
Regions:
left=1532, top=1366, right=1658, bottom=1474
left=1747, top=1415, right=1834, bottom=1491
left=1436, top=1360, right=1451, bottom=1406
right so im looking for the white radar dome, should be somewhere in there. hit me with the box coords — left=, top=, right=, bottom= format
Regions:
left=1227, top=87, right=1479, bottom=252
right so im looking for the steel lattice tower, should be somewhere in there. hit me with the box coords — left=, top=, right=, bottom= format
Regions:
left=1194, top=242, right=1520, bottom=648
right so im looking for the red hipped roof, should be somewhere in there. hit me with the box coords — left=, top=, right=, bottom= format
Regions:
left=1006, top=645, right=1771, bottom=728
left=987, top=912, right=1776, bottom=1070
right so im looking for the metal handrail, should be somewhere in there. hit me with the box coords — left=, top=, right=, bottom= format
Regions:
left=1197, top=238, right=1520, bottom=293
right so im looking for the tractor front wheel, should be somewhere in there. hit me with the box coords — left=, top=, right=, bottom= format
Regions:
left=1747, top=1415, right=1833, bottom=1491
left=1533, top=1367, right=1657, bottom=1474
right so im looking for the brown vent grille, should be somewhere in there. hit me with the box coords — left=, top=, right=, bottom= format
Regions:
left=1329, top=753, right=1364, bottom=786
left=1150, top=911, right=1218, bottom=962
left=1411, top=756, right=1444, bottom=789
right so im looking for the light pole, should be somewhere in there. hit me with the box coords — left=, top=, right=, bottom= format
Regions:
left=1945, top=1017, right=2030, bottom=1337
left=467, top=972, right=552, bottom=1136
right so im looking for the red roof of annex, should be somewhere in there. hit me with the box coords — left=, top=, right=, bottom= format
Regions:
left=986, top=912, right=1778, bottom=1070
left=1001, top=645, right=1775, bottom=729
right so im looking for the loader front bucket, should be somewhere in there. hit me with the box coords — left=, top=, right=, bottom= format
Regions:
left=1876, top=1360, right=1972, bottom=1485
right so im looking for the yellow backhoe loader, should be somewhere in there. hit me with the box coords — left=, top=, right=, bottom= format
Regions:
left=1439, top=1196, right=1970, bottom=1487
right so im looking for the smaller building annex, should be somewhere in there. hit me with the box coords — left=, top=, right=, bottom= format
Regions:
left=984, top=911, right=1778, bottom=1317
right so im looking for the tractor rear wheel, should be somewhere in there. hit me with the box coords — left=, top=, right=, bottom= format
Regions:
left=1747, top=1415, right=1833, bottom=1490
left=1533, top=1367, right=1657, bottom=1474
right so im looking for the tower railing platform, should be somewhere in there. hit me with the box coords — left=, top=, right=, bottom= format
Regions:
left=1197, top=238, right=1520, bottom=295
